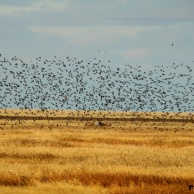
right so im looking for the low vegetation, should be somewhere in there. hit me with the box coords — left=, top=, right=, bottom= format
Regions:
left=0, top=109, right=194, bottom=193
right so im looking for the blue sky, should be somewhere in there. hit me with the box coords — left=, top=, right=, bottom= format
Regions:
left=0, top=1, right=194, bottom=112
left=1, top=0, right=194, bottom=68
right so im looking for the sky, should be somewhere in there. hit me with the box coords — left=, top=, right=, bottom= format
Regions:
left=0, top=0, right=194, bottom=112
left=0, top=0, right=194, bottom=68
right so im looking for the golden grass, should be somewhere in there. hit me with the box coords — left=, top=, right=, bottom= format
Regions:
left=1, top=108, right=194, bottom=120
left=0, top=109, right=194, bottom=193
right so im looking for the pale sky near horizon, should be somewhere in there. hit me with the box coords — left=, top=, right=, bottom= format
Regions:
left=1, top=0, right=194, bottom=69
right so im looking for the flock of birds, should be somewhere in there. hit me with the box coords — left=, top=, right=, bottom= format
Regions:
left=0, top=53, right=193, bottom=112
left=0, top=53, right=194, bottom=130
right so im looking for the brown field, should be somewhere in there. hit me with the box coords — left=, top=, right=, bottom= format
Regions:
left=0, top=109, right=194, bottom=194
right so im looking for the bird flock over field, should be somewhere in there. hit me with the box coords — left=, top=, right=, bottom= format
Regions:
left=0, top=54, right=194, bottom=112
left=0, top=53, right=194, bottom=130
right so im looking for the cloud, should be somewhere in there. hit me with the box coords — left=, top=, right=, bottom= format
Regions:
left=29, top=25, right=160, bottom=47
left=0, top=0, right=70, bottom=15
left=121, top=48, right=152, bottom=60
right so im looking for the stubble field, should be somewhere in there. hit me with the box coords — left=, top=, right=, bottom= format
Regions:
left=0, top=109, right=194, bottom=194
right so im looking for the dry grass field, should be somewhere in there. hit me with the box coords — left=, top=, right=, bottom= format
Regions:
left=0, top=109, right=194, bottom=194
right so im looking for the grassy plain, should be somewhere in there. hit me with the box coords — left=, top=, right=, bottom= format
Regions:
left=0, top=109, right=194, bottom=194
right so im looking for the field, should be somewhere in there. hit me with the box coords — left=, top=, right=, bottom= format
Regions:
left=0, top=109, right=194, bottom=193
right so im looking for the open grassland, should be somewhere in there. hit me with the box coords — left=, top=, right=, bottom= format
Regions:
left=0, top=109, right=194, bottom=193
left=1, top=108, right=194, bottom=120
left=0, top=109, right=194, bottom=132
